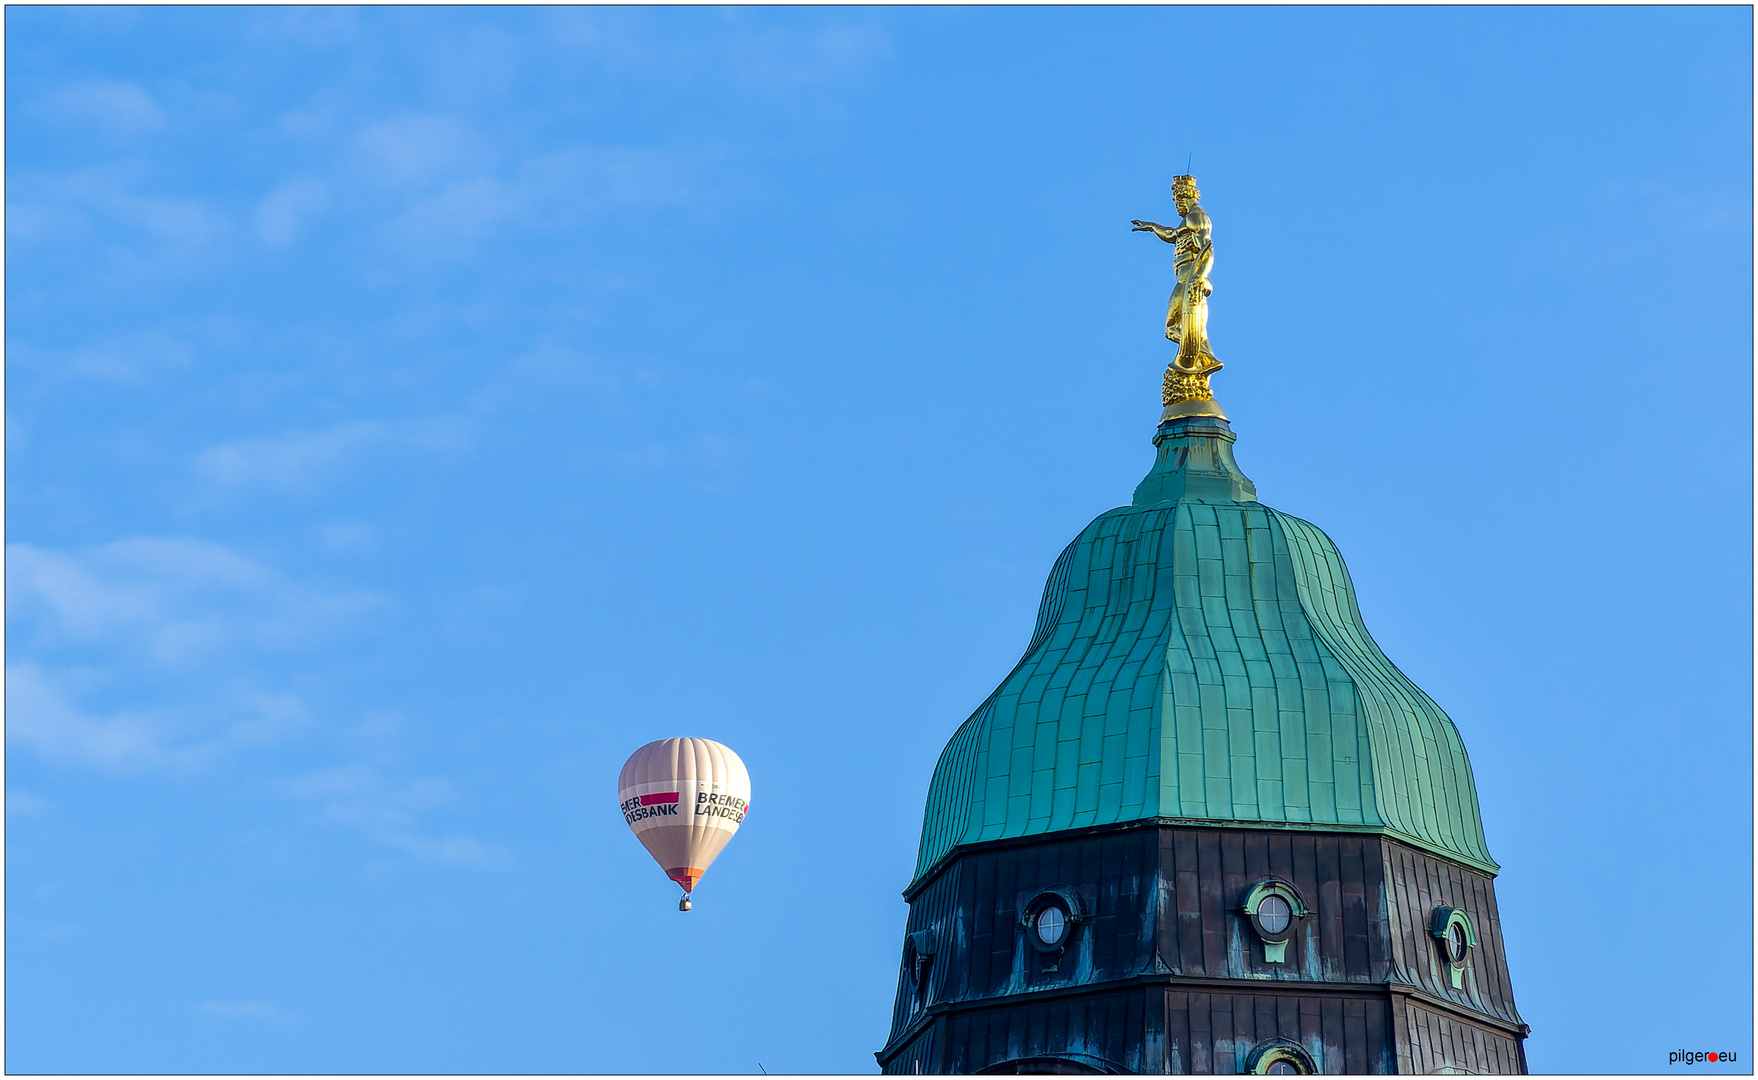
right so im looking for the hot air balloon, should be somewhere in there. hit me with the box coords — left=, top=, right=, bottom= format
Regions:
left=618, top=738, right=750, bottom=911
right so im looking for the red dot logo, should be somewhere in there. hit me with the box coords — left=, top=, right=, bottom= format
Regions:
left=1710, top=1054, right=1720, bottom=1062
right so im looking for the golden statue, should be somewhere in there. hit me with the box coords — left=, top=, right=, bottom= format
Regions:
left=1132, top=175, right=1224, bottom=420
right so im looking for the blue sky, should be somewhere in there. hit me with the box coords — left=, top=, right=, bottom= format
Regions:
left=5, top=6, right=1750, bottom=1074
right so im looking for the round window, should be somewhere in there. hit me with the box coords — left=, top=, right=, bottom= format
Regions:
left=1446, top=921, right=1468, bottom=963
left=1430, top=908, right=1476, bottom=987
left=1035, top=905, right=1066, bottom=946
left=1020, top=887, right=1085, bottom=955
left=1256, top=894, right=1292, bottom=935
left=1241, top=881, right=1305, bottom=948
left=1265, top=1061, right=1299, bottom=1075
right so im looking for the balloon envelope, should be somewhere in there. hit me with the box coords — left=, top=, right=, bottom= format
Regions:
left=618, top=738, right=750, bottom=894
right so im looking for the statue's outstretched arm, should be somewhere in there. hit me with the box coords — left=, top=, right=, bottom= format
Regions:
left=1130, top=220, right=1178, bottom=242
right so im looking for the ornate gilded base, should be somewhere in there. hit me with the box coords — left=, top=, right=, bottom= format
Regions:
left=1161, top=397, right=1227, bottom=421
left=1161, top=364, right=1226, bottom=421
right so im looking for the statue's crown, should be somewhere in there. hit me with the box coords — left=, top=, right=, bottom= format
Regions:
left=1171, top=174, right=1200, bottom=200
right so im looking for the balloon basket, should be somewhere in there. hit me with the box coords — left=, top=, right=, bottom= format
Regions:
left=678, top=895, right=692, bottom=912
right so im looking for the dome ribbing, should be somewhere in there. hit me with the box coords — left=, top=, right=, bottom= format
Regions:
left=912, top=417, right=1495, bottom=883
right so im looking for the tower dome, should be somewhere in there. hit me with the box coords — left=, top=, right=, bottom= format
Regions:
left=912, top=417, right=1496, bottom=886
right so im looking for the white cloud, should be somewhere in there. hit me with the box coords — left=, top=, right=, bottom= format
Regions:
left=376, top=142, right=705, bottom=261
left=7, top=789, right=54, bottom=816
left=7, top=537, right=379, bottom=662
left=6, top=665, right=173, bottom=771
left=243, top=6, right=362, bottom=48
left=541, top=11, right=890, bottom=95
left=4, top=664, right=307, bottom=774
left=254, top=178, right=329, bottom=247
left=282, top=764, right=510, bottom=870
left=721, top=21, right=891, bottom=95
left=533, top=143, right=703, bottom=214
left=6, top=163, right=231, bottom=278
left=470, top=339, right=637, bottom=413
left=391, top=176, right=516, bottom=247
left=6, top=536, right=369, bottom=772
left=194, top=422, right=388, bottom=492
left=37, top=80, right=165, bottom=137
left=192, top=418, right=471, bottom=494
left=13, top=917, right=84, bottom=943
left=317, top=521, right=379, bottom=554
left=354, top=114, right=483, bottom=189
left=545, top=9, right=663, bottom=69
left=7, top=329, right=195, bottom=384
left=575, top=432, right=744, bottom=474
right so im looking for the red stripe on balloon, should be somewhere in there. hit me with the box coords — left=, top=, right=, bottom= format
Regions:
left=639, top=792, right=680, bottom=806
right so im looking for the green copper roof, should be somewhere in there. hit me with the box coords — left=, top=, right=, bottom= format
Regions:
left=912, top=418, right=1495, bottom=882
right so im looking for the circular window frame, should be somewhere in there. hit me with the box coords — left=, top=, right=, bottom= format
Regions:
left=1246, top=1040, right=1316, bottom=1075
left=1239, top=880, right=1309, bottom=945
left=1020, top=886, right=1087, bottom=955
left=903, top=930, right=934, bottom=1004
left=1429, top=907, right=1478, bottom=988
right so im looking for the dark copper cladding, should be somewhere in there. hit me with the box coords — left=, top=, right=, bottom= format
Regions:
left=877, top=822, right=1527, bottom=1075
